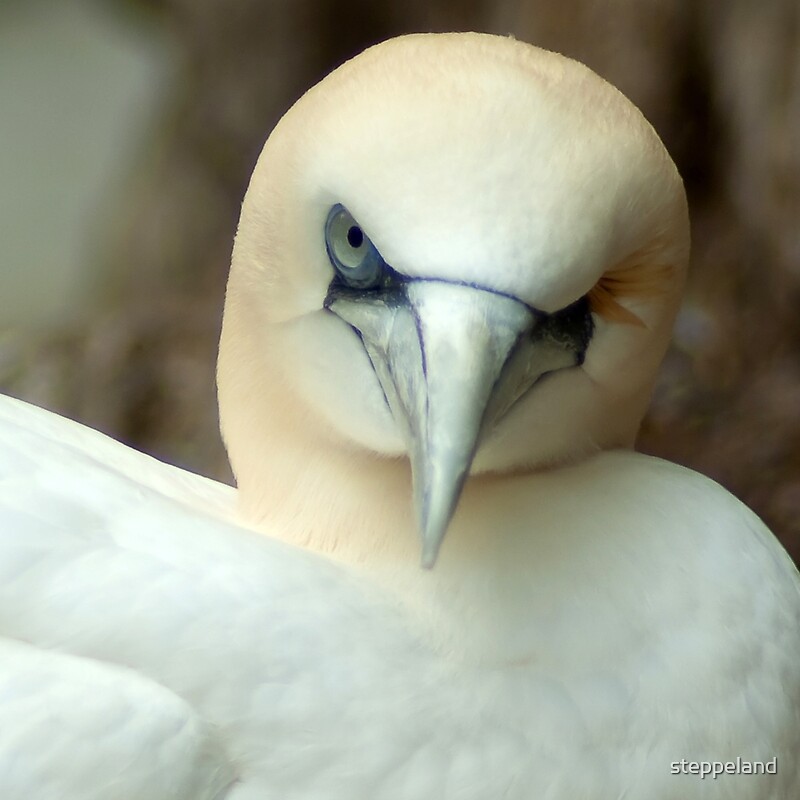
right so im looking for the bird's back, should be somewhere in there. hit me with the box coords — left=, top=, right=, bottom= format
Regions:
left=2, top=395, right=799, bottom=798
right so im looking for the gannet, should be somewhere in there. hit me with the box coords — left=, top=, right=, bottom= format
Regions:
left=1, top=32, right=799, bottom=800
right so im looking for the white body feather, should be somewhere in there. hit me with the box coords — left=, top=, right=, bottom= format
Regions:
left=2, top=395, right=798, bottom=799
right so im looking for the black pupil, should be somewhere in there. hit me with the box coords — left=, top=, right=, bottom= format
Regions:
left=347, top=226, right=364, bottom=249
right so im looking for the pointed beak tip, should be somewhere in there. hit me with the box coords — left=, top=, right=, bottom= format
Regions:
left=420, top=547, right=439, bottom=570
left=419, top=522, right=446, bottom=569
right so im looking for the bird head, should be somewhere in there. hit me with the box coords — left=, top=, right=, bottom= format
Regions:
left=218, top=33, right=689, bottom=567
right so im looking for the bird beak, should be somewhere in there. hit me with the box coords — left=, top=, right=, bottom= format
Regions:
left=328, top=280, right=589, bottom=567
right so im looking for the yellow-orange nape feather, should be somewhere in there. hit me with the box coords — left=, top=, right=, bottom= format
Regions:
left=588, top=242, right=675, bottom=327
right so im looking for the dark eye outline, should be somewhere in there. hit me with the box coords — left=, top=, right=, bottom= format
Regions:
left=325, top=205, right=387, bottom=290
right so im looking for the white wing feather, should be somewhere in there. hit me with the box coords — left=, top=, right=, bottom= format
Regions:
left=2, top=394, right=800, bottom=799
left=0, top=638, right=233, bottom=800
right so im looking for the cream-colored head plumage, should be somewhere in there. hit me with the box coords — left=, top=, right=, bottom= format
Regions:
left=218, top=32, right=689, bottom=566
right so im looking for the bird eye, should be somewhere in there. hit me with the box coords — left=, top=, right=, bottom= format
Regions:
left=325, top=205, right=386, bottom=289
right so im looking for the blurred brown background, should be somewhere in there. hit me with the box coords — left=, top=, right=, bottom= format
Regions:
left=1, top=0, right=798, bottom=563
